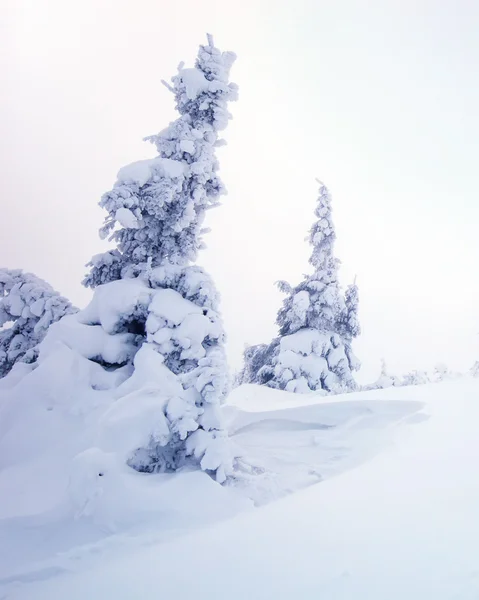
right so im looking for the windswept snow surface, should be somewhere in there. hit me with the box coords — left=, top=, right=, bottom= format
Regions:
left=2, top=379, right=479, bottom=599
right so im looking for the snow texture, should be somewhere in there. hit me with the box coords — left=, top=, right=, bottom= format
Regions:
left=3, top=379, right=479, bottom=600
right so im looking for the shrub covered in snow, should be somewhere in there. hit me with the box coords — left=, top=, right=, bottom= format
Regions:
left=363, top=358, right=401, bottom=390
left=401, top=370, right=430, bottom=387
left=0, top=269, right=76, bottom=378
left=236, top=342, right=278, bottom=387
left=430, top=363, right=459, bottom=383
left=241, top=182, right=360, bottom=394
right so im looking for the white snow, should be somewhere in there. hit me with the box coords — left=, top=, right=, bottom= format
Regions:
left=1, top=378, right=479, bottom=598
left=40, top=315, right=136, bottom=365
left=116, top=157, right=186, bottom=187
left=148, top=288, right=202, bottom=326
left=179, top=67, right=209, bottom=100
left=78, top=278, right=151, bottom=334
left=114, top=207, right=140, bottom=229
left=179, top=139, right=196, bottom=154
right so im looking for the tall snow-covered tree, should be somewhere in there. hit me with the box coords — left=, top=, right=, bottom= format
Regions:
left=85, top=33, right=237, bottom=287
left=0, top=269, right=76, bottom=378
left=75, top=35, right=237, bottom=481
left=242, top=181, right=360, bottom=394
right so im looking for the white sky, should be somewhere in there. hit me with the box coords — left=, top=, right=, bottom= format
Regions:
left=1, top=0, right=478, bottom=382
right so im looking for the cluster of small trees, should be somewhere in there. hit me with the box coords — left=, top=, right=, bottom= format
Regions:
left=1, top=35, right=477, bottom=481
left=363, top=359, right=477, bottom=391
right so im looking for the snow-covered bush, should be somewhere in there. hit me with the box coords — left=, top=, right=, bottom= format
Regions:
left=430, top=363, right=460, bottom=382
left=363, top=358, right=400, bottom=390
left=401, top=370, right=430, bottom=387
left=0, top=269, right=76, bottom=378
left=241, top=182, right=360, bottom=394
left=236, top=341, right=278, bottom=387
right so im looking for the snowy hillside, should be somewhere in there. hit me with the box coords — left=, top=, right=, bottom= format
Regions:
left=2, top=378, right=479, bottom=599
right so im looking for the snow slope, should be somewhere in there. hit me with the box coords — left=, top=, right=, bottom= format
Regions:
left=1, top=379, right=479, bottom=599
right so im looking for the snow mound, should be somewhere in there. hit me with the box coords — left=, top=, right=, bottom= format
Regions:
left=0, top=274, right=233, bottom=572
left=116, top=157, right=186, bottom=187
left=4, top=380, right=479, bottom=599
left=78, top=278, right=151, bottom=334
left=0, top=377, right=434, bottom=592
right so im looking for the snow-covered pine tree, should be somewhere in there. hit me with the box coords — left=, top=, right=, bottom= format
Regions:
left=70, top=35, right=237, bottom=481
left=243, top=181, right=360, bottom=394
left=0, top=269, right=76, bottom=378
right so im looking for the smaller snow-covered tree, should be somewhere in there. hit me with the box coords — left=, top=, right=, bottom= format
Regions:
left=0, top=269, right=76, bottom=378
left=471, top=361, right=479, bottom=378
left=261, top=181, right=360, bottom=394
left=275, top=182, right=342, bottom=339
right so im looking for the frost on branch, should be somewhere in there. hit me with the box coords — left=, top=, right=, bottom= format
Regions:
left=0, top=268, right=76, bottom=378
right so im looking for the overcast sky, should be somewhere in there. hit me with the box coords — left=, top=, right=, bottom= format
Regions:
left=2, top=0, right=478, bottom=382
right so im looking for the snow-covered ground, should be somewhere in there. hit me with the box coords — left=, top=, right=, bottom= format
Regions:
left=1, top=378, right=479, bottom=599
